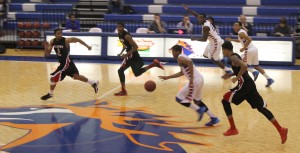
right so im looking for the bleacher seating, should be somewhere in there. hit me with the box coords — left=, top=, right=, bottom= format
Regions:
left=8, top=3, right=73, bottom=12
left=10, top=0, right=78, bottom=3
left=129, top=5, right=300, bottom=16
left=99, top=0, right=300, bottom=35
left=124, top=0, right=300, bottom=6
left=104, top=14, right=296, bottom=25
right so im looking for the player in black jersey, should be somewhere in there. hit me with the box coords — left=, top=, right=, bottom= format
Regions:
left=41, top=29, right=99, bottom=100
left=114, top=22, right=164, bottom=96
left=221, top=41, right=287, bottom=144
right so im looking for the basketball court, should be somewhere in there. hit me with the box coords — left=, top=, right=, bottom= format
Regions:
left=0, top=49, right=299, bottom=153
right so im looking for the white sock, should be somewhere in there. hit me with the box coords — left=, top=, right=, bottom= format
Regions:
left=189, top=103, right=200, bottom=111
left=247, top=68, right=255, bottom=73
left=87, top=79, right=94, bottom=85
left=205, top=110, right=216, bottom=118
left=49, top=90, right=54, bottom=95
left=263, top=73, right=271, bottom=79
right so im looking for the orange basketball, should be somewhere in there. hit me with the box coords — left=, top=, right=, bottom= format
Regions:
left=25, top=40, right=32, bottom=46
left=17, top=40, right=25, bottom=46
left=43, top=22, right=50, bottom=29
left=18, top=31, right=25, bottom=37
left=33, top=22, right=40, bottom=29
left=24, top=22, right=32, bottom=29
left=32, top=40, right=40, bottom=46
left=144, top=80, right=156, bottom=92
left=17, top=22, right=24, bottom=29
left=32, top=31, right=40, bottom=37
left=25, top=31, right=33, bottom=38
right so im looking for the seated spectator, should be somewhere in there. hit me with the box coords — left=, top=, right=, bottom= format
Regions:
left=207, top=16, right=220, bottom=35
left=176, top=14, right=194, bottom=34
left=233, top=15, right=253, bottom=36
left=148, top=14, right=167, bottom=33
left=107, top=0, right=124, bottom=13
left=65, top=14, right=81, bottom=32
left=273, top=17, right=293, bottom=37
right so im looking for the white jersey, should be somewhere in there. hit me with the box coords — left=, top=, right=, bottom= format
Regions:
left=238, top=29, right=254, bottom=48
left=179, top=54, right=202, bottom=80
left=203, top=20, right=222, bottom=42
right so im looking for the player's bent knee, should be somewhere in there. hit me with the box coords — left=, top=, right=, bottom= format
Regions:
left=222, top=99, right=229, bottom=104
left=50, top=82, right=56, bottom=85
left=118, top=68, right=125, bottom=74
left=132, top=71, right=142, bottom=77
left=223, top=91, right=232, bottom=101
left=176, top=97, right=182, bottom=103
left=176, top=97, right=190, bottom=107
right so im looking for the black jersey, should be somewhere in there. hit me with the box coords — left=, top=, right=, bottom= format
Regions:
left=53, top=37, right=70, bottom=63
left=231, top=53, right=252, bottom=82
left=118, top=31, right=139, bottom=57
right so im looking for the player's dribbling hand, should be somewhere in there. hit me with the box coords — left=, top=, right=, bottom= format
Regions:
left=159, top=76, right=169, bottom=80
left=231, top=77, right=238, bottom=83
left=225, top=37, right=231, bottom=41
left=240, top=47, right=245, bottom=52
left=182, top=4, right=188, bottom=10
left=87, top=46, right=92, bottom=51
left=222, top=73, right=231, bottom=80
left=121, top=54, right=127, bottom=59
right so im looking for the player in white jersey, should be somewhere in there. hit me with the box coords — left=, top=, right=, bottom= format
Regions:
left=183, top=4, right=232, bottom=75
left=226, top=21, right=274, bottom=87
left=159, top=45, right=220, bottom=126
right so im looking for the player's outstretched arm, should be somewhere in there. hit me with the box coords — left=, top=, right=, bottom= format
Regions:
left=191, top=26, right=209, bottom=41
left=66, top=37, right=92, bottom=50
left=159, top=71, right=183, bottom=80
left=225, top=37, right=240, bottom=43
left=182, top=4, right=199, bottom=18
left=117, top=47, right=126, bottom=56
left=44, top=39, right=54, bottom=57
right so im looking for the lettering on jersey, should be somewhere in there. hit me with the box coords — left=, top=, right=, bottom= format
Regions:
left=54, top=45, right=64, bottom=56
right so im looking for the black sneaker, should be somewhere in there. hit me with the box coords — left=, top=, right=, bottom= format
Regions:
left=92, top=80, right=99, bottom=93
left=41, top=93, right=53, bottom=100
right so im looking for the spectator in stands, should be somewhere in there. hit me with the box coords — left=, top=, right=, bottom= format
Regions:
left=148, top=14, right=167, bottom=34
left=65, top=14, right=81, bottom=32
left=233, top=15, right=253, bottom=36
left=273, top=17, right=293, bottom=37
left=176, top=14, right=194, bottom=34
left=107, top=0, right=124, bottom=13
left=207, top=16, right=220, bottom=34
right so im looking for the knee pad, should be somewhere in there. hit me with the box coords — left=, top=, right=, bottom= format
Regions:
left=176, top=97, right=190, bottom=107
left=50, top=82, right=56, bottom=85
left=118, top=68, right=124, bottom=73
left=193, top=99, right=206, bottom=107
left=176, top=97, right=182, bottom=103
left=222, top=99, right=232, bottom=116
